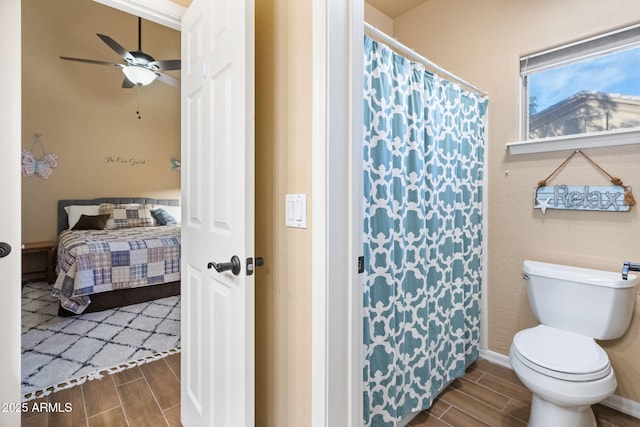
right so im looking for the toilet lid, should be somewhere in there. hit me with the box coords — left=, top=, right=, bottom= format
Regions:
left=513, top=325, right=610, bottom=380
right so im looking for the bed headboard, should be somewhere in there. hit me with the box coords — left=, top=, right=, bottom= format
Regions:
left=58, top=197, right=180, bottom=235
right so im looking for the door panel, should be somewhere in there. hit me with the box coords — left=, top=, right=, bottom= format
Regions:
left=181, top=0, right=255, bottom=425
left=209, top=66, right=232, bottom=233
left=184, top=264, right=204, bottom=414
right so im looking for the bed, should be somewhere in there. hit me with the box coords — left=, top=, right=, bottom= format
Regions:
left=52, top=197, right=181, bottom=316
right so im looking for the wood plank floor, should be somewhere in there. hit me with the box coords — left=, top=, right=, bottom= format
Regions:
left=21, top=355, right=639, bottom=426
left=21, top=353, right=181, bottom=427
left=407, top=359, right=640, bottom=427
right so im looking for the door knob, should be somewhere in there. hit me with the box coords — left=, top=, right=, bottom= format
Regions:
left=0, top=242, right=11, bottom=258
left=208, top=255, right=241, bottom=276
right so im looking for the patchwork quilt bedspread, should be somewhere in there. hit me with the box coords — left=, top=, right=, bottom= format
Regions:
left=52, top=226, right=181, bottom=314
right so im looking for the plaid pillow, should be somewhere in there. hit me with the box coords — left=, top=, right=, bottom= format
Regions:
left=151, top=208, right=177, bottom=225
left=99, top=203, right=154, bottom=229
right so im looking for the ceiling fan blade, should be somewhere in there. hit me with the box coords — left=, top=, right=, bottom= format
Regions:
left=97, top=34, right=135, bottom=63
left=156, top=72, right=180, bottom=88
left=148, top=59, right=181, bottom=71
left=59, top=56, right=118, bottom=66
left=122, top=77, right=136, bottom=88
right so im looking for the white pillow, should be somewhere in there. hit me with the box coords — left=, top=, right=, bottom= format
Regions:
left=157, top=205, right=182, bottom=224
left=64, top=205, right=101, bottom=229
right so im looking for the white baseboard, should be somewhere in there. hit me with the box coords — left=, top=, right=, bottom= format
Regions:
left=478, top=349, right=640, bottom=419
left=479, top=348, right=511, bottom=369
left=601, top=394, right=640, bottom=419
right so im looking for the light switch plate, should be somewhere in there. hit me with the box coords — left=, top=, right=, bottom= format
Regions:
left=285, top=194, right=307, bottom=228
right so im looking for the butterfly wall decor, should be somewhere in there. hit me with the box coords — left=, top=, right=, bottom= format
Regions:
left=22, top=150, right=58, bottom=180
left=22, top=133, right=58, bottom=180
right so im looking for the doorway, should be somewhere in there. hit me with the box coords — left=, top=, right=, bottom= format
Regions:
left=19, top=0, right=182, bottom=408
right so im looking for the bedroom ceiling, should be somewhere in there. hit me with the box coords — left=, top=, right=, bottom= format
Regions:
left=366, top=0, right=430, bottom=18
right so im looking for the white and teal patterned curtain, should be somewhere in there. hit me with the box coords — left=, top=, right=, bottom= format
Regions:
left=363, top=35, right=488, bottom=427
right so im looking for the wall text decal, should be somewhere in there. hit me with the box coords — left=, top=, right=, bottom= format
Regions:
left=104, top=156, right=149, bottom=167
left=534, top=185, right=631, bottom=214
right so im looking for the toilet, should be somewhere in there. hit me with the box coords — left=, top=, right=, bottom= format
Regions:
left=509, top=260, right=638, bottom=427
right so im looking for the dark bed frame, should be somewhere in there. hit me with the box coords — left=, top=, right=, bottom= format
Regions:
left=56, top=197, right=181, bottom=316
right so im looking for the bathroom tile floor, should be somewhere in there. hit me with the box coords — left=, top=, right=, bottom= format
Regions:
left=21, top=354, right=639, bottom=426
left=21, top=353, right=181, bottom=427
left=407, top=359, right=640, bottom=427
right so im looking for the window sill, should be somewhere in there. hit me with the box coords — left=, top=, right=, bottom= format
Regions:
left=506, top=128, right=640, bottom=155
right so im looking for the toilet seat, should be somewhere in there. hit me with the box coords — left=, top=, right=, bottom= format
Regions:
left=512, top=325, right=611, bottom=382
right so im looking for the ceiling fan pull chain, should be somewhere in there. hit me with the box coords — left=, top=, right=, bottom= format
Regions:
left=136, top=85, right=142, bottom=119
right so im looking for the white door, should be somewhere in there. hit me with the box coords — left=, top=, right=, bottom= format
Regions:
left=180, top=0, right=255, bottom=426
left=0, top=2, right=22, bottom=426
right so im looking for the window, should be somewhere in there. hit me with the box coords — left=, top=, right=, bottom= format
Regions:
left=521, top=24, right=640, bottom=141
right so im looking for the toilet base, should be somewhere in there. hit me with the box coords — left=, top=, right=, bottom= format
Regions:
left=528, top=394, right=596, bottom=427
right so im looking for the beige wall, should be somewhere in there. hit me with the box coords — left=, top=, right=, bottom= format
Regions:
left=364, top=2, right=394, bottom=35
left=392, top=0, right=640, bottom=402
left=255, top=0, right=313, bottom=425
left=22, top=0, right=180, bottom=242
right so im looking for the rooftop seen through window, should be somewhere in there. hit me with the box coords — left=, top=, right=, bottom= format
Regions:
left=522, top=26, right=640, bottom=140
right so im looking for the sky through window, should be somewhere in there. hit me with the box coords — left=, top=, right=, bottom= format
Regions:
left=529, top=46, right=640, bottom=113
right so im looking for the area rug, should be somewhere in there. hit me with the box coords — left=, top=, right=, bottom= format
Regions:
left=21, top=282, right=180, bottom=400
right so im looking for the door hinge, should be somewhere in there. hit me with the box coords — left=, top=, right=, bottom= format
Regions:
left=358, top=256, right=364, bottom=274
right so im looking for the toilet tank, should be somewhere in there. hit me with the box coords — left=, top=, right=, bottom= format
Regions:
left=522, top=260, right=638, bottom=340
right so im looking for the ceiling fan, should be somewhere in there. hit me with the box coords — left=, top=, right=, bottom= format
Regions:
left=60, top=17, right=180, bottom=88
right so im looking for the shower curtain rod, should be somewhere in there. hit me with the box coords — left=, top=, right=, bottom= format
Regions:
left=364, top=22, right=488, bottom=96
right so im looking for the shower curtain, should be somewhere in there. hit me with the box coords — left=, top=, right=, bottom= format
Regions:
left=362, top=35, right=488, bottom=426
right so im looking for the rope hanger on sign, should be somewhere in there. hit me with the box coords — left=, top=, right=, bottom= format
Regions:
left=535, top=149, right=636, bottom=207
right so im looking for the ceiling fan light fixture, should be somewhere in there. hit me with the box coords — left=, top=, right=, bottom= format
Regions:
left=122, top=65, right=157, bottom=86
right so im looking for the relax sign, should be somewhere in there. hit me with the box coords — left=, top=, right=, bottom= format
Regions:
left=534, top=185, right=631, bottom=214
